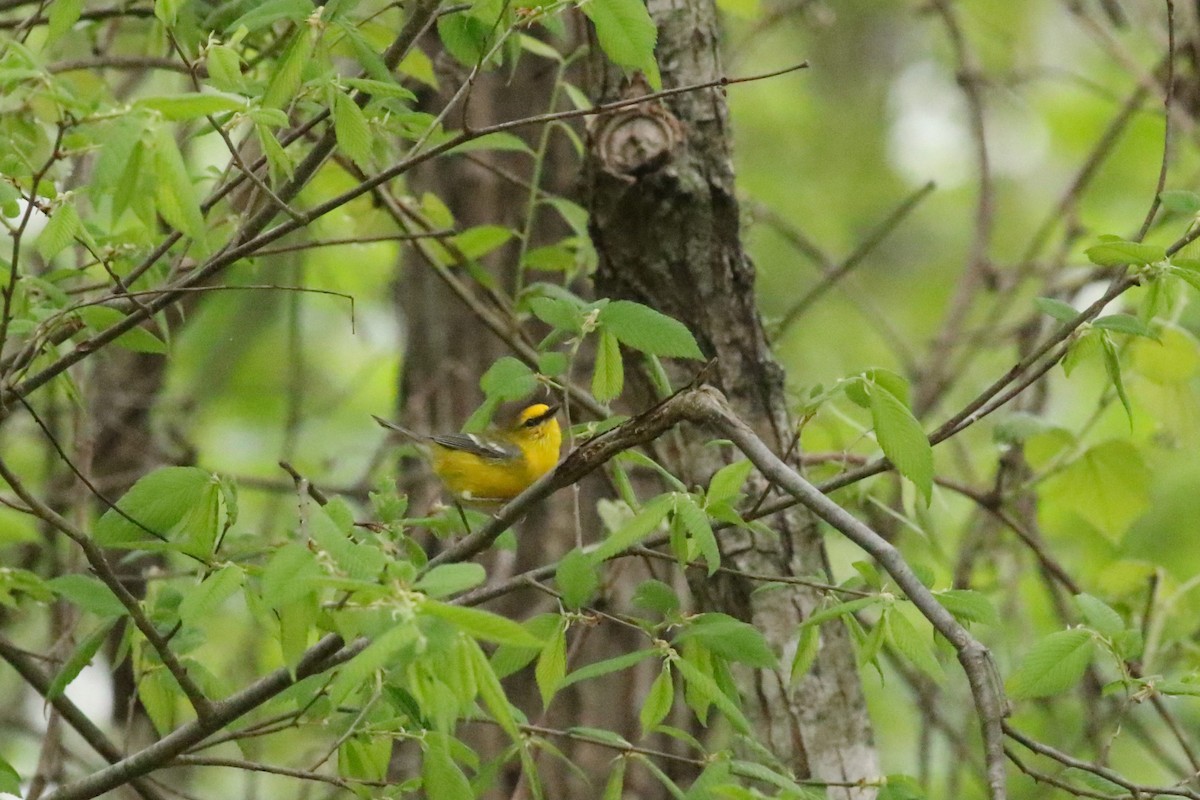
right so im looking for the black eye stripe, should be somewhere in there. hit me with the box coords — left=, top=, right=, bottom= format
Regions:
left=523, top=407, right=559, bottom=427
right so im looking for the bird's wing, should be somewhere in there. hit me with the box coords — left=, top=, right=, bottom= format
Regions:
left=429, top=433, right=519, bottom=461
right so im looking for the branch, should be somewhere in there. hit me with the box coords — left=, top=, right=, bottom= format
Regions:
left=0, top=637, right=169, bottom=800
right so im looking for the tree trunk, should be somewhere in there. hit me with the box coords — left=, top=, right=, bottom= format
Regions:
left=584, top=2, right=879, bottom=795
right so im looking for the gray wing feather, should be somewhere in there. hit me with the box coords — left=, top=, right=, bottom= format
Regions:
left=430, top=433, right=517, bottom=460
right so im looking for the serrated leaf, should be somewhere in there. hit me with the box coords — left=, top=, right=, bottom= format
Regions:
left=1007, top=628, right=1095, bottom=699
left=677, top=495, right=720, bottom=575
left=263, top=30, right=313, bottom=109
left=672, top=653, right=750, bottom=733
left=706, top=459, right=753, bottom=506
left=563, top=648, right=658, bottom=687
left=48, top=619, right=117, bottom=699
left=529, top=296, right=583, bottom=333
left=798, top=596, right=882, bottom=629
left=869, top=384, right=933, bottom=503
left=0, top=755, right=18, bottom=795
left=135, top=93, right=246, bottom=120
left=933, top=589, right=998, bottom=626
left=1085, top=239, right=1165, bottom=267
left=1101, top=333, right=1133, bottom=423
left=449, top=131, right=533, bottom=154
left=414, top=563, right=485, bottom=599
left=151, top=125, right=204, bottom=239
left=640, top=663, right=674, bottom=733
left=582, top=0, right=661, bottom=89
left=535, top=621, right=567, bottom=708
left=1159, top=190, right=1200, bottom=215
left=886, top=609, right=944, bottom=681
left=261, top=542, right=322, bottom=608
left=479, top=356, right=538, bottom=401
left=453, top=224, right=513, bottom=259
left=592, top=328, right=624, bottom=402
left=47, top=575, right=127, bottom=618
left=676, top=613, right=777, bottom=668
left=601, top=757, right=627, bottom=800
left=343, top=77, right=416, bottom=102
left=423, top=732, right=472, bottom=800
left=1074, top=593, right=1124, bottom=638
left=47, top=0, right=83, bottom=41
left=77, top=306, right=167, bottom=355
left=206, top=45, right=245, bottom=92
left=37, top=200, right=81, bottom=261
left=423, top=600, right=543, bottom=647
left=334, top=91, right=372, bottom=167
left=1034, top=296, right=1079, bottom=323
left=590, top=494, right=673, bottom=562
left=1042, top=440, right=1149, bottom=540
left=556, top=548, right=599, bottom=610
left=598, top=300, right=703, bottom=359
left=94, top=467, right=218, bottom=550
left=632, top=579, right=679, bottom=615
left=178, top=565, right=243, bottom=626
left=789, top=624, right=820, bottom=683
left=1093, top=314, right=1156, bottom=339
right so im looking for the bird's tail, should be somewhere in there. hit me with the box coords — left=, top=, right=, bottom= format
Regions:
left=372, top=415, right=423, bottom=442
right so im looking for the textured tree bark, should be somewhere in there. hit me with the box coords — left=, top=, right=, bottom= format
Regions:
left=584, top=1, right=879, bottom=795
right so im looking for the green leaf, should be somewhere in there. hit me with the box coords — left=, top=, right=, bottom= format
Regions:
left=869, top=383, right=933, bottom=503
left=77, top=306, right=168, bottom=355
left=414, top=563, right=486, bottom=599
left=47, top=0, right=84, bottom=41
left=151, top=125, right=204, bottom=239
left=437, top=13, right=497, bottom=67
left=529, top=296, right=583, bottom=333
left=789, top=624, right=820, bottom=683
left=1093, top=314, right=1156, bottom=339
left=640, top=663, right=674, bottom=734
left=343, top=77, right=417, bottom=103
left=1101, top=333, right=1134, bottom=423
left=261, top=542, right=323, bottom=608
left=47, top=574, right=127, bottom=618
left=1085, top=239, right=1165, bottom=267
left=1159, top=189, right=1200, bottom=214
left=799, top=596, right=881, bottom=629
left=886, top=609, right=944, bottom=681
left=592, top=329, right=624, bottom=402
left=48, top=619, right=118, bottom=699
left=672, top=653, right=750, bottom=733
left=1034, top=296, right=1079, bottom=323
left=601, top=757, right=627, bottom=800
left=178, top=565, right=243, bottom=626
left=706, top=459, right=753, bottom=505
left=598, top=301, right=703, bottom=359
left=334, top=91, right=372, bottom=167
left=1074, top=593, right=1125, bottom=639
left=879, top=774, right=927, bottom=800
left=479, top=356, right=539, bottom=401
left=1007, top=628, right=1095, bottom=699
left=453, top=224, right=514, bottom=259
left=449, top=132, right=534, bottom=154
left=0, top=755, right=18, bottom=795
left=206, top=45, right=246, bottom=92
left=563, top=648, right=658, bottom=687
left=582, top=0, right=661, bottom=89
left=590, top=494, right=673, bottom=562
left=535, top=620, right=567, bottom=708
left=730, top=761, right=809, bottom=795
left=422, top=600, right=544, bottom=647
left=933, top=589, right=998, bottom=626
left=135, top=93, right=246, bottom=120
left=676, top=613, right=777, bottom=668
left=94, top=467, right=219, bottom=551
left=423, top=732, right=473, bottom=800
left=1042, top=440, right=1149, bottom=540
left=632, top=579, right=680, bottom=615
left=37, top=200, right=81, bottom=261
left=154, top=0, right=181, bottom=25
left=556, top=548, right=599, bottom=610
left=676, top=495, right=720, bottom=575
left=263, top=30, right=313, bottom=109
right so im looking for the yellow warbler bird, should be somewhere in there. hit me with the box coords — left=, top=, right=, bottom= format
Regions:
left=373, top=403, right=562, bottom=505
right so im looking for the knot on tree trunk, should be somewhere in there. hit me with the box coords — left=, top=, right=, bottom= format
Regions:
left=589, top=91, right=686, bottom=177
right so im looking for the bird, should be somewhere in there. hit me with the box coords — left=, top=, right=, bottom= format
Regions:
left=373, top=402, right=562, bottom=506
